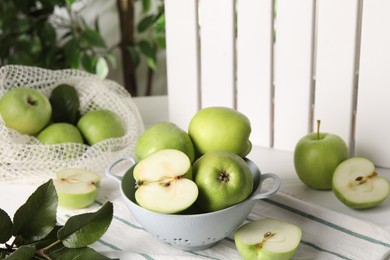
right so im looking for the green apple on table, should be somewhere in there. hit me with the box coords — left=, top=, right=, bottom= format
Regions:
left=0, top=87, right=52, bottom=135
left=188, top=107, right=252, bottom=157
left=234, top=218, right=302, bottom=260
left=332, top=157, right=390, bottom=209
left=134, top=149, right=198, bottom=213
left=134, top=122, right=195, bottom=163
left=53, top=168, right=101, bottom=208
left=294, top=120, right=349, bottom=190
left=37, top=123, right=84, bottom=144
left=193, top=151, right=253, bottom=212
left=77, top=109, right=125, bottom=145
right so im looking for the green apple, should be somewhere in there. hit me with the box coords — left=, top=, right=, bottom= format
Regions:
left=193, top=151, right=253, bottom=212
left=37, top=123, right=84, bottom=144
left=135, top=122, right=195, bottom=163
left=0, top=87, right=52, bottom=135
left=188, top=106, right=252, bottom=157
left=77, top=109, right=125, bottom=145
left=332, top=157, right=390, bottom=209
left=234, top=218, right=302, bottom=260
left=294, top=120, right=349, bottom=190
left=53, top=168, right=101, bottom=209
left=134, top=149, right=198, bottom=213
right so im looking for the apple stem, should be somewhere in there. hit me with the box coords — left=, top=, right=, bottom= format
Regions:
left=317, top=120, right=321, bottom=140
left=255, top=231, right=275, bottom=249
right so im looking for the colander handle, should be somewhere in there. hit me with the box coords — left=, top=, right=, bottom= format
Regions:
left=248, top=173, right=281, bottom=201
left=105, top=156, right=137, bottom=183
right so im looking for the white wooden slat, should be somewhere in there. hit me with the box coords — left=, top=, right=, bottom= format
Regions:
left=313, top=0, right=359, bottom=150
left=355, top=0, right=390, bottom=168
left=165, top=0, right=200, bottom=131
left=199, top=0, right=235, bottom=108
left=273, top=0, right=315, bottom=151
left=236, top=0, right=274, bottom=148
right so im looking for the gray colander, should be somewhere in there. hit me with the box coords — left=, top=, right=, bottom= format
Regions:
left=106, top=156, right=281, bottom=251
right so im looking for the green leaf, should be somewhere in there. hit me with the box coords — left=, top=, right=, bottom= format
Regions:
left=127, top=45, right=140, bottom=68
left=6, top=245, right=36, bottom=260
left=105, top=53, right=117, bottom=69
left=137, top=15, right=156, bottom=33
left=15, top=225, right=63, bottom=249
left=146, top=57, right=157, bottom=71
left=81, top=29, right=106, bottom=49
left=13, top=180, right=58, bottom=241
left=58, top=202, right=113, bottom=248
left=142, top=0, right=152, bottom=13
left=138, top=40, right=156, bottom=60
left=0, top=208, right=12, bottom=243
left=49, top=84, right=81, bottom=124
left=63, top=38, right=81, bottom=69
left=81, top=54, right=97, bottom=73
left=95, top=57, right=109, bottom=79
left=48, top=246, right=111, bottom=260
left=66, top=0, right=76, bottom=6
left=154, top=35, right=166, bottom=49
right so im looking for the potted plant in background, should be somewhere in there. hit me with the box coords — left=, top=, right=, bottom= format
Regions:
left=0, top=0, right=166, bottom=97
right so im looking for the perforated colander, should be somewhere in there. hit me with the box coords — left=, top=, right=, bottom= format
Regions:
left=106, top=156, right=281, bottom=251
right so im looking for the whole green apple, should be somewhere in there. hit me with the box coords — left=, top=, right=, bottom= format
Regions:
left=135, top=122, right=195, bottom=163
left=77, top=109, right=125, bottom=145
left=193, top=151, right=253, bottom=212
left=37, top=123, right=84, bottom=144
left=188, top=107, right=252, bottom=157
left=294, top=121, right=349, bottom=190
left=0, top=87, right=52, bottom=135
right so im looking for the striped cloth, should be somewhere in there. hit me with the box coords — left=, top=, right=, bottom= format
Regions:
left=57, top=187, right=390, bottom=260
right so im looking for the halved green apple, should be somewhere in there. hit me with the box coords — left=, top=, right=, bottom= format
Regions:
left=234, top=218, right=302, bottom=260
left=134, top=149, right=198, bottom=214
left=332, top=157, right=390, bottom=209
left=53, top=168, right=101, bottom=209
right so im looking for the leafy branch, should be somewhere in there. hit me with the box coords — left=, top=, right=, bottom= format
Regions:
left=0, top=180, right=114, bottom=260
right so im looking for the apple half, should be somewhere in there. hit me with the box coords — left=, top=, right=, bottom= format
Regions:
left=234, top=218, right=302, bottom=260
left=53, top=168, right=101, bottom=209
left=332, top=157, right=390, bottom=209
left=134, top=149, right=198, bottom=214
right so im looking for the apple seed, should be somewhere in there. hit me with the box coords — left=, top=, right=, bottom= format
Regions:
left=354, top=172, right=377, bottom=185
left=255, top=231, right=276, bottom=249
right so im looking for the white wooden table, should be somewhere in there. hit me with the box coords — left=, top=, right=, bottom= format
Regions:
left=1, top=95, right=389, bottom=260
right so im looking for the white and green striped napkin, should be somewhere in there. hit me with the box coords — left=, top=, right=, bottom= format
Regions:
left=57, top=184, right=390, bottom=260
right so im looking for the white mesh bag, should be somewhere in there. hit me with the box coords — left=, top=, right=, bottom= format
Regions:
left=0, top=65, right=144, bottom=184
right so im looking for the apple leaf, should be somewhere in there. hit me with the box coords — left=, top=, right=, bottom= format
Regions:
left=58, top=202, right=113, bottom=248
left=48, top=246, right=112, bottom=259
left=12, top=180, right=58, bottom=241
left=6, top=245, right=36, bottom=260
left=0, top=208, right=12, bottom=243
left=49, top=84, right=81, bottom=125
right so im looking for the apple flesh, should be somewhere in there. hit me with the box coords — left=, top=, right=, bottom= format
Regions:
left=0, top=87, right=52, bottom=135
left=332, top=157, right=390, bottom=209
left=193, top=151, right=253, bottom=212
left=188, top=107, right=252, bottom=157
left=134, top=149, right=198, bottom=214
left=234, top=218, right=302, bottom=260
left=134, top=122, right=195, bottom=163
left=53, top=168, right=101, bottom=209
left=37, top=123, right=84, bottom=144
left=77, top=109, right=125, bottom=145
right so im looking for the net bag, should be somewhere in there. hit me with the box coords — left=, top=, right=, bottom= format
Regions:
left=0, top=65, right=144, bottom=184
